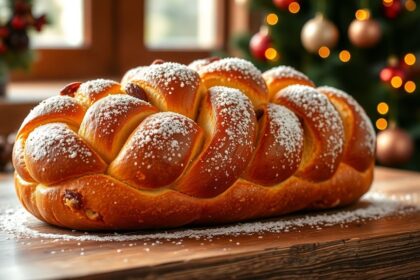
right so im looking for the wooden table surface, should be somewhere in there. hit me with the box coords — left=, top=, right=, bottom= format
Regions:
left=0, top=167, right=420, bottom=280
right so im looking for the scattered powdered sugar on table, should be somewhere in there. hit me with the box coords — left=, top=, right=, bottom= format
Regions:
left=0, top=192, right=418, bottom=242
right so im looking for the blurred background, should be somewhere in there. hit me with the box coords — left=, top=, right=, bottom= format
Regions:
left=0, top=0, right=419, bottom=172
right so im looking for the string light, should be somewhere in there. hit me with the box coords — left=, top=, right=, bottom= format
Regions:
left=318, top=46, right=330, bottom=58
left=405, top=0, right=416, bottom=11
left=355, top=9, right=370, bottom=21
left=404, top=53, right=416, bottom=66
left=266, top=13, right=278, bottom=26
left=265, top=47, right=279, bottom=61
left=404, top=81, right=416, bottom=93
left=376, top=118, right=388, bottom=130
left=339, top=50, right=351, bottom=62
left=288, top=2, right=300, bottom=14
left=390, top=76, right=403, bottom=88
left=377, top=102, right=389, bottom=115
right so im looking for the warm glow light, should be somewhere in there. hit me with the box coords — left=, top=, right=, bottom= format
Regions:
left=383, top=0, right=394, bottom=7
left=405, top=0, right=416, bottom=11
left=355, top=9, right=370, bottom=21
left=339, top=50, right=351, bottom=62
left=377, top=102, right=389, bottom=115
left=404, top=81, right=416, bottom=93
left=376, top=118, right=388, bottom=130
left=266, top=13, right=278, bottom=25
left=404, top=53, right=416, bottom=66
left=288, top=2, right=300, bottom=14
left=318, top=46, right=330, bottom=58
left=390, top=76, right=403, bottom=88
left=265, top=47, right=278, bottom=60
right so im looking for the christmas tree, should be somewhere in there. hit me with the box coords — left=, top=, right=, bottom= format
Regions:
left=234, top=0, right=420, bottom=170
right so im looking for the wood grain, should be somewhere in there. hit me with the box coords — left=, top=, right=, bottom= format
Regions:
left=0, top=167, right=419, bottom=280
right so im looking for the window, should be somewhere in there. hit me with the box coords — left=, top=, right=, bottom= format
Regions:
left=31, top=0, right=85, bottom=48
left=11, top=0, right=238, bottom=81
left=145, top=0, right=218, bottom=49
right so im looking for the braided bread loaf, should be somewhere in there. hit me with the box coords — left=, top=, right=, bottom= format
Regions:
left=13, top=58, right=375, bottom=230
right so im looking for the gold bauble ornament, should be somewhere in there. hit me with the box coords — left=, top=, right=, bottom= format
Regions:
left=348, top=18, right=382, bottom=48
left=376, top=127, right=414, bottom=166
left=301, top=13, right=339, bottom=53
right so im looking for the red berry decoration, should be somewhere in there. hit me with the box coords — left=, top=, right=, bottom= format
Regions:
left=34, top=15, right=47, bottom=32
left=273, top=0, right=296, bottom=10
left=379, top=66, right=405, bottom=83
left=249, top=28, right=271, bottom=60
left=383, top=0, right=402, bottom=19
left=11, top=16, right=27, bottom=30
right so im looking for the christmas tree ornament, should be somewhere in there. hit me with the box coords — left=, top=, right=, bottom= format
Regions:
left=10, top=16, right=27, bottom=30
left=383, top=0, right=402, bottom=19
left=249, top=27, right=272, bottom=60
left=348, top=17, right=382, bottom=48
left=301, top=13, right=339, bottom=53
left=376, top=126, right=414, bottom=166
left=273, top=0, right=296, bottom=10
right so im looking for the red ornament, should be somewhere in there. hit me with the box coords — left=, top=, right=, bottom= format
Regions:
left=376, top=127, right=414, bottom=166
left=273, top=0, right=296, bottom=10
left=11, top=16, right=27, bottom=30
left=379, top=66, right=405, bottom=83
left=249, top=29, right=271, bottom=60
left=383, top=0, right=402, bottom=19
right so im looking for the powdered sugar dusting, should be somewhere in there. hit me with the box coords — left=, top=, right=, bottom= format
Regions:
left=22, top=96, right=81, bottom=127
left=317, top=86, right=376, bottom=155
left=26, top=123, right=96, bottom=165
left=84, top=95, right=150, bottom=136
left=201, top=57, right=266, bottom=88
left=78, top=79, right=118, bottom=96
left=263, top=65, right=312, bottom=83
left=126, top=112, right=197, bottom=163
left=267, top=104, right=303, bottom=165
left=280, top=85, right=344, bottom=172
left=121, top=66, right=148, bottom=85
left=0, top=192, right=417, bottom=242
left=201, top=86, right=255, bottom=176
left=127, top=62, right=199, bottom=95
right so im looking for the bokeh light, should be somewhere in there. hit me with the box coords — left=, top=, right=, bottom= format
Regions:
left=404, top=81, right=416, bottom=93
left=390, top=76, right=403, bottom=88
left=377, top=102, right=389, bottom=115
left=318, top=46, right=330, bottom=58
left=288, top=2, right=300, bottom=14
left=266, top=13, right=278, bottom=26
left=376, top=118, right=388, bottom=130
left=339, top=50, right=351, bottom=62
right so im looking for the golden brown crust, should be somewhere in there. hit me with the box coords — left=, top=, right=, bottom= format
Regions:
left=12, top=61, right=375, bottom=230
left=198, top=58, right=269, bottom=109
left=14, top=163, right=373, bottom=230
left=263, top=66, right=315, bottom=99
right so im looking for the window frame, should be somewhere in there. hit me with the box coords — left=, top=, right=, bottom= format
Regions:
left=11, top=0, right=239, bottom=81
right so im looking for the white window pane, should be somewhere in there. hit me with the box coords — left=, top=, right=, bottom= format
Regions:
left=31, top=0, right=84, bottom=48
left=145, top=0, right=218, bottom=49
